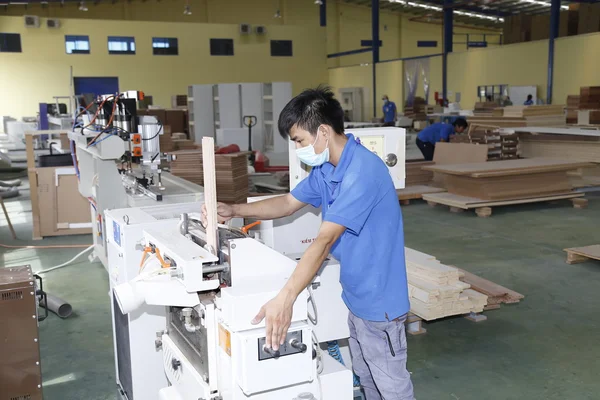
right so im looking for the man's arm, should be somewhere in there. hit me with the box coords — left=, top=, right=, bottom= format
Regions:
left=252, top=221, right=346, bottom=350
left=232, top=193, right=305, bottom=220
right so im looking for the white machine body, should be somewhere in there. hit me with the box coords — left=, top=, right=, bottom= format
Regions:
left=105, top=202, right=206, bottom=400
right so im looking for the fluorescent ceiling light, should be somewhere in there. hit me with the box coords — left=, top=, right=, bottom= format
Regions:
left=388, top=0, right=504, bottom=22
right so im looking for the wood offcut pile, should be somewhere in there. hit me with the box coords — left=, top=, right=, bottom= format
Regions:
left=468, top=105, right=566, bottom=128
left=451, top=125, right=519, bottom=160
left=422, top=158, right=592, bottom=201
left=404, top=97, right=427, bottom=121
left=406, top=248, right=488, bottom=321
left=458, top=269, right=524, bottom=310
left=170, top=150, right=249, bottom=204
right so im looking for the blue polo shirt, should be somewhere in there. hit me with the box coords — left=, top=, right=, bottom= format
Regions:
left=417, top=122, right=454, bottom=144
left=291, top=134, right=410, bottom=322
left=383, top=101, right=397, bottom=123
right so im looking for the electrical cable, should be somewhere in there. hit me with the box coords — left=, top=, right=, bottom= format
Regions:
left=307, top=285, right=318, bottom=325
left=141, top=120, right=163, bottom=141
left=36, top=245, right=94, bottom=274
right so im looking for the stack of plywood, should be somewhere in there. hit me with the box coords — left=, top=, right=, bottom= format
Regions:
left=567, top=95, right=580, bottom=124
left=468, top=105, right=566, bottom=128
left=171, top=150, right=249, bottom=203
left=577, top=3, right=600, bottom=34
left=422, top=158, right=592, bottom=200
left=405, top=161, right=434, bottom=185
left=458, top=269, right=524, bottom=310
left=516, top=128, right=600, bottom=163
left=406, top=248, right=488, bottom=321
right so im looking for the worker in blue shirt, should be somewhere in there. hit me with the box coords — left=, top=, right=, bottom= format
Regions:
left=524, top=94, right=534, bottom=105
left=204, top=86, right=414, bottom=399
left=416, top=118, right=468, bottom=161
left=382, top=94, right=397, bottom=126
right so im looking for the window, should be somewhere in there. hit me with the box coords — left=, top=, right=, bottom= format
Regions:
left=152, top=37, right=178, bottom=56
left=0, top=33, right=22, bottom=53
left=65, top=35, right=90, bottom=54
left=108, top=36, right=136, bottom=55
left=417, top=41, right=438, bottom=48
left=210, top=38, right=234, bottom=56
left=270, top=40, right=293, bottom=57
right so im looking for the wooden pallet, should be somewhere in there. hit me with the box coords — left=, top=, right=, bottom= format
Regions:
left=396, top=185, right=446, bottom=205
left=406, top=311, right=488, bottom=336
left=564, top=245, right=600, bottom=265
left=422, top=192, right=586, bottom=217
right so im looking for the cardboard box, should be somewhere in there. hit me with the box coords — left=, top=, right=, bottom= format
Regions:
left=35, top=167, right=91, bottom=237
left=578, top=3, right=600, bottom=34
left=165, top=109, right=187, bottom=134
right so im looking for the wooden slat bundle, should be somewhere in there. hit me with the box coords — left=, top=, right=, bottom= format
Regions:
left=405, top=248, right=487, bottom=321
left=170, top=150, right=250, bottom=204
left=452, top=125, right=519, bottom=160
left=579, top=86, right=600, bottom=110
left=422, top=158, right=593, bottom=200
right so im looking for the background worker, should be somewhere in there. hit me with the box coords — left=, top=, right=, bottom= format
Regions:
left=203, top=86, right=414, bottom=400
left=524, top=94, right=534, bottom=105
left=416, top=118, right=468, bottom=161
left=382, top=94, right=397, bottom=127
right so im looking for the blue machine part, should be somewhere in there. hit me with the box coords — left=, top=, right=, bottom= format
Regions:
left=327, top=340, right=361, bottom=387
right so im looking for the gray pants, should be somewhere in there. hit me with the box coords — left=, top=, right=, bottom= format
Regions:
left=348, top=311, right=415, bottom=400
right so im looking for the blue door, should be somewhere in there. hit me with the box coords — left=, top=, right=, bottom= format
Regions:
left=73, top=76, right=119, bottom=97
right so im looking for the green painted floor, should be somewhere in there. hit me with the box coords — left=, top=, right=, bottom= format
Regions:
left=2, top=183, right=600, bottom=400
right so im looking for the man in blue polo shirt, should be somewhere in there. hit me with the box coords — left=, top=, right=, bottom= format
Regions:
left=382, top=94, right=397, bottom=127
left=416, top=118, right=468, bottom=161
left=204, top=86, right=414, bottom=399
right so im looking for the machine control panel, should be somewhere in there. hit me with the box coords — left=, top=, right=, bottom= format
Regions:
left=258, top=330, right=304, bottom=361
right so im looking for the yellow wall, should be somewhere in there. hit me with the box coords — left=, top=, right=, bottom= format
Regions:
left=328, top=64, right=374, bottom=119
left=447, top=40, right=548, bottom=109
left=554, top=32, right=600, bottom=103
left=0, top=16, right=328, bottom=118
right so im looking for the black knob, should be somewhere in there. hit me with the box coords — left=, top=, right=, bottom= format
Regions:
left=171, top=358, right=181, bottom=370
left=290, top=339, right=307, bottom=353
left=263, top=345, right=280, bottom=359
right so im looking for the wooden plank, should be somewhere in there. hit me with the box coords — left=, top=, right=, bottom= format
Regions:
left=202, top=137, right=219, bottom=255
left=458, top=268, right=524, bottom=303
left=422, top=191, right=584, bottom=210
left=396, top=185, right=445, bottom=201
left=564, top=245, right=600, bottom=264
left=422, top=158, right=593, bottom=178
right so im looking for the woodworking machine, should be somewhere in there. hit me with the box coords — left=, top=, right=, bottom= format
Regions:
left=113, top=214, right=353, bottom=400
left=68, top=91, right=204, bottom=268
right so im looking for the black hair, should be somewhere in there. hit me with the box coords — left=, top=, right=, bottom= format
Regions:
left=453, top=118, right=468, bottom=129
left=527, top=94, right=533, bottom=100
left=278, top=85, right=345, bottom=139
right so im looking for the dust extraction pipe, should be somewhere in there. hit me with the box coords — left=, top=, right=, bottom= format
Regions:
left=41, top=293, right=73, bottom=319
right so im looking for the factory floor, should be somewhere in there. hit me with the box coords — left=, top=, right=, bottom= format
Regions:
left=2, top=179, right=600, bottom=400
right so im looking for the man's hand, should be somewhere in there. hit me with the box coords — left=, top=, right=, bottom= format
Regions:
left=251, top=291, right=295, bottom=351
left=201, top=202, right=235, bottom=226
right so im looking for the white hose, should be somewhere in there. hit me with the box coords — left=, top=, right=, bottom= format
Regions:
left=37, top=245, right=94, bottom=274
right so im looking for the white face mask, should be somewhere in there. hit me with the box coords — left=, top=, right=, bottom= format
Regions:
left=296, top=133, right=329, bottom=167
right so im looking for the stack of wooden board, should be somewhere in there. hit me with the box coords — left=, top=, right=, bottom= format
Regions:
left=468, top=105, right=566, bottom=128
left=170, top=150, right=250, bottom=203
left=406, top=248, right=488, bottom=321
left=515, top=127, right=600, bottom=163
left=422, top=158, right=592, bottom=200
left=405, top=160, right=434, bottom=185
left=578, top=86, right=600, bottom=109
left=452, top=125, right=519, bottom=160
left=404, top=97, right=427, bottom=121
left=473, top=102, right=499, bottom=117
left=458, top=269, right=524, bottom=310
left=566, top=95, right=580, bottom=124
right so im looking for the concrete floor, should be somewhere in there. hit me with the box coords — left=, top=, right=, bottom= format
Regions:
left=2, top=179, right=600, bottom=400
